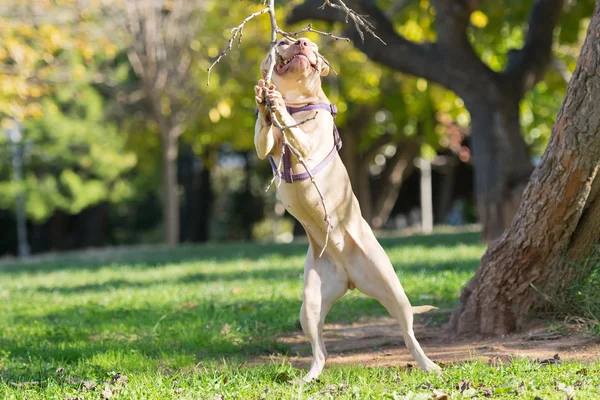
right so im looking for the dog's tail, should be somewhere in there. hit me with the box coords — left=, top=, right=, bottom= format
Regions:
left=412, top=305, right=438, bottom=314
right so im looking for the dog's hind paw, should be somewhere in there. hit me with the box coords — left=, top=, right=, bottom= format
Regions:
left=423, top=361, right=443, bottom=374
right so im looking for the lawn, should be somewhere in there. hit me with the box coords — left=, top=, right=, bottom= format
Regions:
left=1, top=231, right=599, bottom=399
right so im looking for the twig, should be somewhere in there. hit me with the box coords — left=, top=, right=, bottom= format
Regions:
left=319, top=0, right=386, bottom=44
left=318, top=54, right=338, bottom=75
left=286, top=23, right=350, bottom=42
left=206, top=7, right=270, bottom=85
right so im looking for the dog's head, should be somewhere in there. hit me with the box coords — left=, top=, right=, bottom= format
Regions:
left=260, top=37, right=329, bottom=98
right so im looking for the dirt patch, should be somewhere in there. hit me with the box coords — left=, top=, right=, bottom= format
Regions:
left=256, top=315, right=600, bottom=368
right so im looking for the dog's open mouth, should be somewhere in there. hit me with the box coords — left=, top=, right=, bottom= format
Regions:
left=276, top=53, right=317, bottom=74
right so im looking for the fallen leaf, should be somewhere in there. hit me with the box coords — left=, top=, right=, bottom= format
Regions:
left=223, top=375, right=229, bottom=384
left=488, top=356, right=503, bottom=367
left=557, top=382, right=575, bottom=399
left=431, top=388, right=449, bottom=399
left=110, top=372, right=128, bottom=385
left=174, top=388, right=183, bottom=394
left=481, top=387, right=493, bottom=397
left=83, top=380, right=97, bottom=391
left=462, top=388, right=478, bottom=398
left=56, top=367, right=65, bottom=378
left=538, top=353, right=561, bottom=365
left=457, top=380, right=472, bottom=392
left=100, top=386, right=113, bottom=399
left=413, top=393, right=432, bottom=400
left=64, top=397, right=83, bottom=400
left=220, top=324, right=231, bottom=335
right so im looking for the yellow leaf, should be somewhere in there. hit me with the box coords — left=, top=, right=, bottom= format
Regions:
left=217, top=101, right=231, bottom=118
left=209, top=108, right=220, bottom=123
left=470, top=11, right=488, bottom=28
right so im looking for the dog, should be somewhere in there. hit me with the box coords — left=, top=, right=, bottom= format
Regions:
left=253, top=37, right=441, bottom=382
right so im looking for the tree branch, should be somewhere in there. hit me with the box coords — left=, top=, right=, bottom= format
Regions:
left=503, top=0, right=565, bottom=94
left=288, top=0, right=466, bottom=91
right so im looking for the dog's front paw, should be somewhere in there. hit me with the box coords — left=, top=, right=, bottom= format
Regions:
left=265, top=85, right=287, bottom=118
left=254, top=79, right=269, bottom=117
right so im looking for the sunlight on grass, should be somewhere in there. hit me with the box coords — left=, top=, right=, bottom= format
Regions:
left=2, top=232, right=599, bottom=398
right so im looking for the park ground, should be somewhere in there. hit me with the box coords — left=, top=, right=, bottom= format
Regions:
left=0, top=230, right=599, bottom=399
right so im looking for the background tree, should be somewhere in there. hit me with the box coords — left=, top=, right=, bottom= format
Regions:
left=121, top=0, right=207, bottom=246
left=450, top=2, right=600, bottom=335
left=0, top=1, right=136, bottom=250
left=289, top=0, right=594, bottom=241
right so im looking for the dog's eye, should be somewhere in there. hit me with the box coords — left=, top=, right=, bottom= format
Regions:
left=278, top=40, right=287, bottom=46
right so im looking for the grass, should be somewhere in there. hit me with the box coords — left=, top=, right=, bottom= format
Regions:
left=0, top=231, right=599, bottom=399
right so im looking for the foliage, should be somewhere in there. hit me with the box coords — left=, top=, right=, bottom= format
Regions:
left=0, top=1, right=135, bottom=223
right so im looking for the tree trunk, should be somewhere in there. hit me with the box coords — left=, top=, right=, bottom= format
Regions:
left=197, top=162, right=212, bottom=242
left=435, top=156, right=458, bottom=223
left=371, top=140, right=419, bottom=229
left=450, top=7, right=600, bottom=335
left=466, top=90, right=534, bottom=241
left=161, top=131, right=180, bottom=247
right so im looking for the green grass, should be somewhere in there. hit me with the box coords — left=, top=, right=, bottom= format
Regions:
left=1, top=231, right=599, bottom=399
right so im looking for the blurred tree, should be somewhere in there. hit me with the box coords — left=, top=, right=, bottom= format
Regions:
left=289, top=0, right=594, bottom=240
left=451, top=3, right=600, bottom=334
left=120, top=0, right=207, bottom=246
left=0, top=1, right=135, bottom=239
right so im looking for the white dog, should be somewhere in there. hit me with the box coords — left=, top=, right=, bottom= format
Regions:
left=254, top=37, right=441, bottom=382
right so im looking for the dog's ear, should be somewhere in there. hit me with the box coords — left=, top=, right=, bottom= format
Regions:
left=319, top=54, right=330, bottom=77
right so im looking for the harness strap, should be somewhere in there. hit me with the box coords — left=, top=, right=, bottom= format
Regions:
left=264, top=102, right=341, bottom=183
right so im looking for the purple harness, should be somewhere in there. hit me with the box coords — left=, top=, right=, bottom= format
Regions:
left=266, top=103, right=342, bottom=183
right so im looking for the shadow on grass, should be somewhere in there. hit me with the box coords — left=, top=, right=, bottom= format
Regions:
left=30, top=254, right=480, bottom=296
left=1, top=295, right=394, bottom=378
left=0, top=231, right=481, bottom=275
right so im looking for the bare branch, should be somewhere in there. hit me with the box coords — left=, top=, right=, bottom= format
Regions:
left=319, top=0, right=385, bottom=44
left=206, top=7, right=271, bottom=85
left=286, top=23, right=350, bottom=42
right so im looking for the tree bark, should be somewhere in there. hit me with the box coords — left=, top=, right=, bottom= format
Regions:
left=289, top=0, right=564, bottom=241
left=161, top=130, right=180, bottom=247
left=450, top=5, right=600, bottom=335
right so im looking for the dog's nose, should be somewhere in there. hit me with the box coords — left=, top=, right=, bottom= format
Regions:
left=295, top=39, right=309, bottom=47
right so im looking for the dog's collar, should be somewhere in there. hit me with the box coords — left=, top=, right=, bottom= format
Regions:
left=265, top=102, right=342, bottom=184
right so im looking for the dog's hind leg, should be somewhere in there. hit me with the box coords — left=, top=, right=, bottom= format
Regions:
left=347, top=239, right=441, bottom=373
left=300, top=246, right=348, bottom=382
